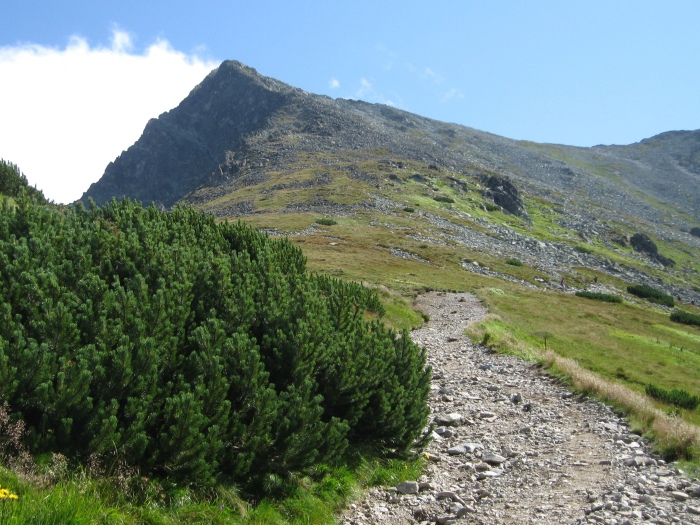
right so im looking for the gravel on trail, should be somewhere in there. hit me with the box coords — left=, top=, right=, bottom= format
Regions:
left=339, top=291, right=700, bottom=525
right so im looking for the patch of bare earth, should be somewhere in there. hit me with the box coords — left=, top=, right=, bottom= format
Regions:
left=340, top=292, right=700, bottom=525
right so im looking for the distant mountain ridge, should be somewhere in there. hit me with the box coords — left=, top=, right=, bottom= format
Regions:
left=593, top=130, right=700, bottom=215
left=81, top=60, right=699, bottom=228
left=79, top=58, right=700, bottom=310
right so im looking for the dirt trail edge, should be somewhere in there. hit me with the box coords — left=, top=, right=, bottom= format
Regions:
left=340, top=291, right=700, bottom=525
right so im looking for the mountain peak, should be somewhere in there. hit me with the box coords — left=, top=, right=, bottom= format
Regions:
left=80, top=60, right=700, bottom=230
left=81, top=60, right=297, bottom=207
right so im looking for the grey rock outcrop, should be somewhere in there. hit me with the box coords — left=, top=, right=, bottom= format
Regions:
left=479, top=174, right=531, bottom=223
left=630, top=232, right=676, bottom=267
left=81, top=61, right=291, bottom=207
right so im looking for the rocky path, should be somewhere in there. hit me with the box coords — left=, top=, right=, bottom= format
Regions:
left=340, top=292, right=700, bottom=525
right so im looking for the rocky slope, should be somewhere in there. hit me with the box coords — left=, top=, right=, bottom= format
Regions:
left=77, top=60, right=700, bottom=305
left=593, top=130, right=700, bottom=220
left=340, top=292, right=700, bottom=525
left=81, top=61, right=699, bottom=226
left=81, top=62, right=295, bottom=207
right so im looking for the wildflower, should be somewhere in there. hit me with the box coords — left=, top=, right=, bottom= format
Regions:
left=0, top=484, right=18, bottom=521
left=0, top=485, right=18, bottom=500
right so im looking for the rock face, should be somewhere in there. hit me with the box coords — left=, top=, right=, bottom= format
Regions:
left=630, top=232, right=659, bottom=255
left=340, top=292, right=700, bottom=525
left=81, top=61, right=292, bottom=207
left=479, top=174, right=530, bottom=222
left=630, top=232, right=675, bottom=267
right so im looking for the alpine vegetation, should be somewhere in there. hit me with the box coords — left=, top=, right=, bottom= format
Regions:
left=0, top=196, right=431, bottom=489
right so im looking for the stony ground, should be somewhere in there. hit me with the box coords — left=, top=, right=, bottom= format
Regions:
left=340, top=292, right=700, bottom=525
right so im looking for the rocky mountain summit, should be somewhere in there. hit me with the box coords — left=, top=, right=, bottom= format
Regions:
left=80, top=58, right=700, bottom=308
left=81, top=60, right=698, bottom=224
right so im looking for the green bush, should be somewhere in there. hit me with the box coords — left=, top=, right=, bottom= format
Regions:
left=0, top=159, right=46, bottom=203
left=0, top=198, right=431, bottom=490
left=315, top=218, right=337, bottom=226
left=670, top=310, right=700, bottom=327
left=627, top=284, right=675, bottom=307
left=433, top=196, right=454, bottom=204
left=505, top=258, right=522, bottom=266
left=646, top=384, right=700, bottom=410
left=574, top=245, right=593, bottom=254
left=484, top=203, right=500, bottom=212
left=575, top=291, right=623, bottom=303
left=313, top=274, right=385, bottom=317
left=402, top=207, right=415, bottom=213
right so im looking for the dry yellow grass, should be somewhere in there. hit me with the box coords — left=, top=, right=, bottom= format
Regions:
left=544, top=350, right=700, bottom=458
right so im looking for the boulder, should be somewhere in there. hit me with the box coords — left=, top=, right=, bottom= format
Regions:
left=479, top=174, right=531, bottom=223
left=630, top=233, right=658, bottom=255
left=630, top=233, right=675, bottom=267
left=396, top=481, right=419, bottom=494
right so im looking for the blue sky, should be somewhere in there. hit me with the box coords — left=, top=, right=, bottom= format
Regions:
left=1, top=1, right=699, bottom=203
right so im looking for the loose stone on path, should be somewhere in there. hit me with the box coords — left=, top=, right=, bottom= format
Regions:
left=339, top=292, right=700, bottom=525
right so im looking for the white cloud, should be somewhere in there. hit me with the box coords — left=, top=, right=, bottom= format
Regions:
left=356, top=77, right=373, bottom=98
left=110, top=28, right=134, bottom=53
left=422, top=67, right=445, bottom=84
left=0, top=29, right=217, bottom=203
left=441, top=87, right=464, bottom=103
left=352, top=78, right=397, bottom=108
left=329, top=77, right=340, bottom=89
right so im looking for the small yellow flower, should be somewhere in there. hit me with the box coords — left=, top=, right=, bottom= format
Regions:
left=0, top=485, right=18, bottom=500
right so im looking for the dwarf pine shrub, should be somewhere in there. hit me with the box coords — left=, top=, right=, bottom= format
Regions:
left=575, top=291, right=623, bottom=303
left=433, top=196, right=454, bottom=204
left=0, top=159, right=46, bottom=202
left=627, top=284, right=675, bottom=307
left=646, top=384, right=700, bottom=410
left=0, top=198, right=430, bottom=489
left=670, top=310, right=700, bottom=327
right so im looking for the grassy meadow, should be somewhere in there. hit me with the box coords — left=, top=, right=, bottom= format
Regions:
left=235, top=191, right=700, bottom=464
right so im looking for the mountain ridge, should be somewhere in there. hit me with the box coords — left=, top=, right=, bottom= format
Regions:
left=82, top=60, right=293, bottom=207
left=81, top=60, right=699, bottom=226
left=79, top=59, right=700, bottom=305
